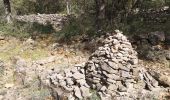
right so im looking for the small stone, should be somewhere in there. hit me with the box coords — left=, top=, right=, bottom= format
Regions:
left=98, top=92, right=111, bottom=100
left=118, top=85, right=127, bottom=92
left=107, top=61, right=119, bottom=70
left=59, top=80, right=66, bottom=87
left=68, top=94, right=75, bottom=100
left=74, top=86, right=82, bottom=99
left=129, top=58, right=138, bottom=65
left=80, top=86, right=91, bottom=97
left=101, top=62, right=117, bottom=74
left=80, top=69, right=85, bottom=74
left=121, top=70, right=132, bottom=78
left=112, top=39, right=119, bottom=44
left=100, top=86, right=107, bottom=92
left=103, top=71, right=120, bottom=80
left=5, top=83, right=14, bottom=88
left=76, top=79, right=86, bottom=85
left=96, top=83, right=103, bottom=91
left=107, top=78, right=116, bottom=84
left=75, top=63, right=85, bottom=68
left=125, top=82, right=133, bottom=90
left=56, top=74, right=64, bottom=80
left=93, top=77, right=100, bottom=83
left=73, top=72, right=84, bottom=80
left=119, top=65, right=130, bottom=72
left=66, top=78, right=74, bottom=85
left=71, top=67, right=78, bottom=73
left=108, top=84, right=117, bottom=91
left=63, top=86, right=73, bottom=91
left=64, top=69, right=72, bottom=77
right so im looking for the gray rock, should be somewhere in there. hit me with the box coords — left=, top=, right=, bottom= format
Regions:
left=98, top=92, right=112, bottom=100
left=74, top=86, right=82, bottom=99
left=130, top=58, right=138, bottom=65
left=63, top=86, right=73, bottom=91
left=56, top=74, right=64, bottom=80
left=108, top=84, right=117, bottom=91
left=103, top=71, right=120, bottom=80
left=96, top=83, right=103, bottom=91
left=59, top=80, right=66, bottom=87
left=119, top=65, right=130, bottom=72
left=72, top=72, right=84, bottom=80
left=121, top=70, right=132, bottom=78
left=107, top=78, right=116, bottom=84
left=107, top=61, right=119, bottom=70
left=118, top=85, right=127, bottom=92
left=66, top=78, right=74, bottom=85
left=100, top=86, right=107, bottom=92
left=101, top=62, right=118, bottom=74
left=80, top=86, right=91, bottom=97
left=76, top=79, right=86, bottom=85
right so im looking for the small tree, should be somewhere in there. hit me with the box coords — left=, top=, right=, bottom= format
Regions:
left=66, top=0, right=71, bottom=15
left=3, top=0, right=12, bottom=23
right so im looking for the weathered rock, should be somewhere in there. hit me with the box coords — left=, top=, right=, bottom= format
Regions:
left=12, top=56, right=26, bottom=86
left=72, top=72, right=84, bottom=80
left=74, top=86, right=82, bottom=99
left=108, top=84, right=118, bottom=91
left=121, top=70, right=132, bottom=78
left=80, top=86, right=91, bottom=97
left=66, top=78, right=74, bottom=85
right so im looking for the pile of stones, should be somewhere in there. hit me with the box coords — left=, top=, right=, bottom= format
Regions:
left=43, top=30, right=169, bottom=100
left=45, top=63, right=91, bottom=100
left=85, top=30, right=140, bottom=99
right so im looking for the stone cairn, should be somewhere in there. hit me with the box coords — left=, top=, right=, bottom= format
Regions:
left=44, top=30, right=166, bottom=100
left=85, top=30, right=162, bottom=99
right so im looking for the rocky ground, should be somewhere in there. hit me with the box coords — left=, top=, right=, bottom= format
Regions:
left=0, top=30, right=169, bottom=100
left=0, top=34, right=89, bottom=100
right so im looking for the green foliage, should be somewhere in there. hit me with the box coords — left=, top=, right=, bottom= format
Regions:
left=11, top=0, right=65, bottom=14
left=0, top=1, right=5, bottom=16
left=0, top=20, right=31, bottom=38
left=88, top=90, right=101, bottom=100
left=0, top=0, right=170, bottom=39
left=0, top=18, right=55, bottom=39
left=55, top=15, right=97, bottom=41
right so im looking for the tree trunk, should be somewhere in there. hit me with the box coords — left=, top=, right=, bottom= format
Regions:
left=66, top=0, right=71, bottom=15
left=3, top=0, right=12, bottom=23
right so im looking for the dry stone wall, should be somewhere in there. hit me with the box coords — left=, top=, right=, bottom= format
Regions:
left=14, top=14, right=67, bottom=31
left=43, top=30, right=169, bottom=100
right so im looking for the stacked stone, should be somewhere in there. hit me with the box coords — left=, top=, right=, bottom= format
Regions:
left=46, top=63, right=91, bottom=100
left=14, top=14, right=67, bottom=31
left=43, top=30, right=164, bottom=100
left=85, top=30, right=139, bottom=99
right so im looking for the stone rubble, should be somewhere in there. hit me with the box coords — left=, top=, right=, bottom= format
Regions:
left=43, top=30, right=169, bottom=100
left=45, top=63, right=91, bottom=100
